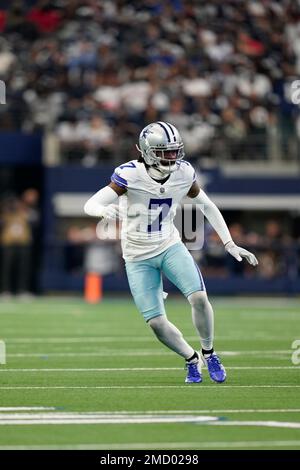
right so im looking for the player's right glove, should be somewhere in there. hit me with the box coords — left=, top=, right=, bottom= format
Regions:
left=98, top=204, right=120, bottom=221
left=225, top=241, right=258, bottom=266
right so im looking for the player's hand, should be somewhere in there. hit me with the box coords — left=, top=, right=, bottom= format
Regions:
left=225, top=241, right=258, bottom=266
left=99, top=204, right=120, bottom=221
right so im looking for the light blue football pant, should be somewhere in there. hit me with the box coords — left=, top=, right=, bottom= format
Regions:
left=125, top=242, right=205, bottom=322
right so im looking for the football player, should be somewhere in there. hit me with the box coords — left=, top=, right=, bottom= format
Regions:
left=84, top=122, right=258, bottom=383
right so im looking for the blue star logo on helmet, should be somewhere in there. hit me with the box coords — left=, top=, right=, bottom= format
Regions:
left=142, top=127, right=153, bottom=139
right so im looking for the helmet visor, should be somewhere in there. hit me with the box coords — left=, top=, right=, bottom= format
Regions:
left=152, top=146, right=184, bottom=166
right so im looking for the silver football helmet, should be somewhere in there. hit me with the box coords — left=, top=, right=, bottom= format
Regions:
left=136, top=121, right=185, bottom=175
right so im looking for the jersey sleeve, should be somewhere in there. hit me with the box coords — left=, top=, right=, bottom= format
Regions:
left=110, top=161, right=137, bottom=190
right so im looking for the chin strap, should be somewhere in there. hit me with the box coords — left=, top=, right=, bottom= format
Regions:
left=147, top=165, right=169, bottom=180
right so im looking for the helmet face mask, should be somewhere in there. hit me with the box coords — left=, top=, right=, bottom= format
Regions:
left=137, top=122, right=185, bottom=175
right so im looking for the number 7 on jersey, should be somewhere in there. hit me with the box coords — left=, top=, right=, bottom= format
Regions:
left=147, top=198, right=172, bottom=233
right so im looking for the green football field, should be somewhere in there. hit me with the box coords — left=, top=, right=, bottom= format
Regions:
left=0, top=295, right=299, bottom=450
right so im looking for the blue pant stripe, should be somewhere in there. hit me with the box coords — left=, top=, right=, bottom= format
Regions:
left=193, top=260, right=205, bottom=290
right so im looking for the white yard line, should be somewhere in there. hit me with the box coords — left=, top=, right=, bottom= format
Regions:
left=2, top=337, right=296, bottom=343
left=2, top=367, right=182, bottom=372
left=210, top=420, right=300, bottom=429
left=226, top=366, right=300, bottom=369
left=53, top=409, right=300, bottom=414
left=0, top=366, right=299, bottom=372
left=0, top=414, right=217, bottom=425
left=0, top=413, right=299, bottom=429
left=5, top=350, right=292, bottom=358
left=0, top=407, right=56, bottom=411
left=0, top=440, right=299, bottom=449
left=1, top=412, right=299, bottom=419
left=0, top=385, right=299, bottom=390
left=1, top=409, right=299, bottom=416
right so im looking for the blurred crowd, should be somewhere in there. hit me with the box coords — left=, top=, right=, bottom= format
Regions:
left=64, top=216, right=300, bottom=280
left=0, top=0, right=300, bottom=164
left=0, top=187, right=298, bottom=288
left=202, top=219, right=298, bottom=279
left=0, top=188, right=40, bottom=297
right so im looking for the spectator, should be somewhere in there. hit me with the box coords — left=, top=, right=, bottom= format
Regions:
left=221, top=108, right=247, bottom=160
left=0, top=196, right=33, bottom=298
left=79, top=115, right=114, bottom=165
left=21, top=188, right=41, bottom=293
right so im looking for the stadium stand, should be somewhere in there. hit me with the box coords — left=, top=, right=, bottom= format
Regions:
left=0, top=0, right=300, bottom=295
left=0, top=0, right=299, bottom=164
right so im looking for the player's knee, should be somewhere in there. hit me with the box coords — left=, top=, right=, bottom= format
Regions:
left=147, top=315, right=166, bottom=332
left=188, top=291, right=209, bottom=311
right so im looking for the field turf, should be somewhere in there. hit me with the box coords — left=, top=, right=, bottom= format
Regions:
left=0, top=296, right=299, bottom=450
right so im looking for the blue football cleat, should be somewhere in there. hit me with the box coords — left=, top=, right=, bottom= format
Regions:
left=203, top=353, right=226, bottom=383
left=185, top=361, right=202, bottom=383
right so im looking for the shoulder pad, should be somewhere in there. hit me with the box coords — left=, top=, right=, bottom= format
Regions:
left=178, top=160, right=196, bottom=184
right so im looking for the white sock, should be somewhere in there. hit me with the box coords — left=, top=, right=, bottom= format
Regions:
left=148, top=315, right=194, bottom=359
left=188, top=291, right=214, bottom=351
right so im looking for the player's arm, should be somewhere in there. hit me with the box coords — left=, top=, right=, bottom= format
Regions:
left=83, top=182, right=126, bottom=220
left=187, top=181, right=258, bottom=266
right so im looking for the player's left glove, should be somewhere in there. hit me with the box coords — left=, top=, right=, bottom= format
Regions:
left=225, top=241, right=258, bottom=266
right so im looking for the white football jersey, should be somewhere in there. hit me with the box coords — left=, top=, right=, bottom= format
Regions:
left=111, top=160, right=196, bottom=261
